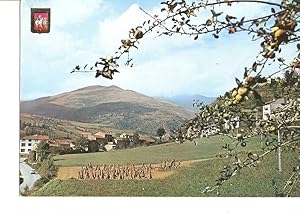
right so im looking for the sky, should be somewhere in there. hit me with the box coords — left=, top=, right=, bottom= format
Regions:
left=20, top=0, right=292, bottom=100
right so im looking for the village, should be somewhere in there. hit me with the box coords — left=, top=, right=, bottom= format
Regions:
left=20, top=129, right=158, bottom=158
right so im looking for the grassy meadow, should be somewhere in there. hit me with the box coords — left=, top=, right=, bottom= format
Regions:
left=53, top=135, right=261, bottom=167
left=33, top=149, right=300, bottom=196
left=30, top=135, right=300, bottom=196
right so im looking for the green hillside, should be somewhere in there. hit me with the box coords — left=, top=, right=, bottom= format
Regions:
left=53, top=135, right=260, bottom=167
left=33, top=149, right=299, bottom=196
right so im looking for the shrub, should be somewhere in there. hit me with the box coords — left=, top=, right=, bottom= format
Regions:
left=37, top=157, right=57, bottom=181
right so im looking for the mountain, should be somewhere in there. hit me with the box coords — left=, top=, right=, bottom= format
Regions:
left=161, top=94, right=216, bottom=111
left=20, top=85, right=194, bottom=134
left=20, top=112, right=138, bottom=140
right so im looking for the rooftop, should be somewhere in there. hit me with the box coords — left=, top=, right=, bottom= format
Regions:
left=21, top=134, right=49, bottom=141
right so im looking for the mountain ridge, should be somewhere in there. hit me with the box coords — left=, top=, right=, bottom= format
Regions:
left=20, top=85, right=194, bottom=134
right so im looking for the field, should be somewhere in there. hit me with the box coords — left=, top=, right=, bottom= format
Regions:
left=32, top=136, right=300, bottom=196
left=53, top=136, right=261, bottom=167
left=33, top=152, right=300, bottom=196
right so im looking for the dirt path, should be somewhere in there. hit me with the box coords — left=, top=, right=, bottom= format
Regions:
left=56, top=158, right=215, bottom=180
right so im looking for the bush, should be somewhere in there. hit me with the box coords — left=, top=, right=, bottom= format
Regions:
left=33, top=177, right=49, bottom=188
left=49, top=147, right=76, bottom=155
left=37, top=157, right=57, bottom=181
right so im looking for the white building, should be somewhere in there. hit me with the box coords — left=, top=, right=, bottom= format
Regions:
left=104, top=142, right=116, bottom=151
left=224, top=116, right=240, bottom=130
left=263, top=98, right=286, bottom=120
left=20, top=135, right=49, bottom=155
left=119, top=132, right=134, bottom=139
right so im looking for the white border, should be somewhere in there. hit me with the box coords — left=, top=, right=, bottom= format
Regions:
left=0, top=1, right=299, bottom=213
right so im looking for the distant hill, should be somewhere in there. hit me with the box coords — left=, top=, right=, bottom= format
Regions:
left=20, top=112, right=136, bottom=140
left=20, top=85, right=194, bottom=134
left=161, top=95, right=216, bottom=111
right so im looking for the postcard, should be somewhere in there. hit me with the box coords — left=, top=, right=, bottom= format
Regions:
left=19, top=0, right=300, bottom=199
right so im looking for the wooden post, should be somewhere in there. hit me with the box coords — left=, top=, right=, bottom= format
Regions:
left=277, top=129, right=282, bottom=172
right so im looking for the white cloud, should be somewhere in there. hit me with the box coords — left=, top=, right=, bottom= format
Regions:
left=87, top=1, right=277, bottom=97
left=110, top=36, right=259, bottom=97
left=94, top=4, right=202, bottom=55
left=50, top=0, right=103, bottom=27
